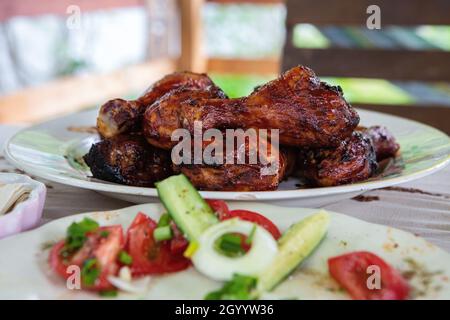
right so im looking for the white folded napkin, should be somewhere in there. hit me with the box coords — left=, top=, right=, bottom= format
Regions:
left=0, top=183, right=31, bottom=216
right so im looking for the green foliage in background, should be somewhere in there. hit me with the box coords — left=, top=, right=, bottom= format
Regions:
left=415, top=26, right=450, bottom=51
left=292, top=24, right=329, bottom=49
left=210, top=73, right=274, bottom=98
left=323, top=77, right=414, bottom=105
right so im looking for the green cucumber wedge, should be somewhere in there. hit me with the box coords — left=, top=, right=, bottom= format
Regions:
left=155, top=174, right=218, bottom=241
left=256, top=210, right=330, bottom=293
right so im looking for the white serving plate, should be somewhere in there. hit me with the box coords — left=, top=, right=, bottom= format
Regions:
left=0, top=202, right=449, bottom=299
left=4, top=108, right=450, bottom=207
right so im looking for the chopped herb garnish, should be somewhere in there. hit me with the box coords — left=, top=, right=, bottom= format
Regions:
left=205, top=274, right=257, bottom=300
left=41, top=241, right=56, bottom=251
left=154, top=226, right=173, bottom=241
left=215, top=233, right=246, bottom=257
left=99, top=290, right=118, bottom=298
left=81, top=258, right=100, bottom=286
left=118, top=250, right=133, bottom=265
left=65, top=218, right=99, bottom=252
left=100, top=230, right=110, bottom=238
left=157, top=213, right=172, bottom=227
left=245, top=224, right=257, bottom=245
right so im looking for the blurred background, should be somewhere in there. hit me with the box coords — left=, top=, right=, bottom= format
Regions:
left=0, top=0, right=449, bottom=133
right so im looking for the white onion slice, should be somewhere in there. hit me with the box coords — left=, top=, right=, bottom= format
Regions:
left=107, top=269, right=151, bottom=294
left=192, top=218, right=278, bottom=281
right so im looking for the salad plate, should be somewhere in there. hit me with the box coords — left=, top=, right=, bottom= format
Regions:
left=4, top=107, right=450, bottom=207
left=0, top=201, right=449, bottom=300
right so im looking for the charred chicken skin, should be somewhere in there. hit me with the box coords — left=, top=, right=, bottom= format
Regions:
left=83, top=134, right=173, bottom=187
left=97, top=72, right=220, bottom=139
left=173, top=138, right=290, bottom=191
left=143, top=86, right=227, bottom=149
left=300, top=132, right=378, bottom=187
left=143, top=65, right=359, bottom=150
left=359, top=126, right=400, bottom=161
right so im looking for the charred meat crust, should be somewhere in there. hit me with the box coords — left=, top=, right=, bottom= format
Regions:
left=83, top=135, right=173, bottom=187
left=142, top=85, right=227, bottom=149
left=172, top=139, right=290, bottom=191
left=361, top=125, right=400, bottom=161
left=300, top=132, right=378, bottom=187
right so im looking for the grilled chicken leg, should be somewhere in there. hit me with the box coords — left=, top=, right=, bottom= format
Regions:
left=97, top=72, right=221, bottom=138
left=143, top=66, right=359, bottom=149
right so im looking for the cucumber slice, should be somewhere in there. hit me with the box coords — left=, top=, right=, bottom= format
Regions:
left=155, top=174, right=218, bottom=241
left=256, top=210, right=330, bottom=293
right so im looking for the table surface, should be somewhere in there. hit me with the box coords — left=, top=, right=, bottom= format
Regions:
left=1, top=125, right=449, bottom=251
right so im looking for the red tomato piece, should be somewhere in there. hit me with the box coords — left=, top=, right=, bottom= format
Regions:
left=125, top=212, right=191, bottom=276
left=168, top=221, right=189, bottom=255
left=170, top=235, right=189, bottom=255
left=169, top=222, right=189, bottom=254
left=49, top=225, right=124, bottom=291
left=222, top=209, right=281, bottom=240
left=234, top=233, right=251, bottom=253
left=206, top=199, right=230, bottom=220
left=49, top=240, right=70, bottom=278
left=328, top=251, right=410, bottom=300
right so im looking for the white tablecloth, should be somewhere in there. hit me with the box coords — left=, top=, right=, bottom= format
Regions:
left=1, top=125, right=449, bottom=251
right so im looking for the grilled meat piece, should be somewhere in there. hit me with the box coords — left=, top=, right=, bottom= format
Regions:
left=97, top=72, right=219, bottom=138
left=300, top=132, right=378, bottom=187
left=84, top=134, right=172, bottom=187
left=172, top=137, right=289, bottom=191
left=359, top=126, right=400, bottom=161
left=143, top=86, right=227, bottom=149
left=97, top=99, right=141, bottom=139
left=143, top=65, right=359, bottom=150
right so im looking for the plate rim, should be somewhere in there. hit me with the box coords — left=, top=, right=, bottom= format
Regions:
left=4, top=108, right=450, bottom=201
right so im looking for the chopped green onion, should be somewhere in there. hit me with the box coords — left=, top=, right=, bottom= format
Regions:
left=118, top=250, right=133, bottom=265
left=154, top=226, right=173, bottom=241
left=157, top=213, right=172, bottom=227
left=100, top=230, right=110, bottom=238
left=205, top=274, right=257, bottom=300
left=99, top=290, right=118, bottom=298
left=65, top=218, right=99, bottom=252
left=245, top=224, right=257, bottom=245
left=215, top=233, right=246, bottom=257
left=81, top=258, right=100, bottom=286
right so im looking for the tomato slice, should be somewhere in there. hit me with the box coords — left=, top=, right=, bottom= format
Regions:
left=222, top=209, right=281, bottom=240
left=125, top=212, right=191, bottom=276
left=49, top=240, right=70, bottom=278
left=169, top=222, right=189, bottom=255
left=328, top=251, right=410, bottom=300
left=49, top=225, right=124, bottom=291
left=206, top=199, right=230, bottom=220
left=170, top=236, right=189, bottom=255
